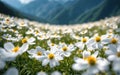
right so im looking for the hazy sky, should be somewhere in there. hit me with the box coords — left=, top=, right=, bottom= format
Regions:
left=19, top=0, right=35, bottom=4
left=48, top=0, right=74, bottom=2
left=19, top=0, right=74, bottom=4
left=1, top=0, right=74, bottom=5
left=1, top=0, right=74, bottom=9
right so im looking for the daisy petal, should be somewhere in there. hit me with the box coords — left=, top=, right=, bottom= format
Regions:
left=4, top=42, right=14, bottom=51
left=108, top=55, right=117, bottom=61
left=5, top=67, right=18, bottom=75
left=19, top=43, right=28, bottom=54
left=0, top=60, right=5, bottom=69
left=42, top=59, right=49, bottom=66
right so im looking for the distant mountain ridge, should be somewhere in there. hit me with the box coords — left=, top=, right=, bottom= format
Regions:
left=20, top=0, right=75, bottom=20
left=49, top=0, right=103, bottom=24
left=20, top=0, right=103, bottom=24
left=74, top=0, right=120, bottom=24
left=1, top=0, right=120, bottom=25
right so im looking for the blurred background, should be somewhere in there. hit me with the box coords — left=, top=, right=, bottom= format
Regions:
left=0, top=0, right=120, bottom=25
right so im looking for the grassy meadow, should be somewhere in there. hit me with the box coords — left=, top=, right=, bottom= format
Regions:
left=0, top=14, right=120, bottom=75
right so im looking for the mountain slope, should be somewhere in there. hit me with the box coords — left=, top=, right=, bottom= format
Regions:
left=75, top=0, right=120, bottom=23
left=1, top=0, right=23, bottom=9
left=21, top=0, right=63, bottom=19
left=20, top=0, right=79, bottom=24
left=0, top=1, right=48, bottom=23
left=50, top=0, right=103, bottom=24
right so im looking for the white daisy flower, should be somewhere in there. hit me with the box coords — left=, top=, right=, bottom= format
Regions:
left=42, top=49, right=63, bottom=68
left=37, top=35, right=46, bottom=40
left=3, top=17, right=13, bottom=25
left=33, top=29, right=40, bottom=36
left=2, top=34, right=12, bottom=40
left=72, top=51, right=109, bottom=74
left=106, top=45, right=120, bottom=73
left=21, top=37, right=35, bottom=45
left=70, top=33, right=81, bottom=40
left=50, top=34, right=61, bottom=39
left=47, top=40, right=57, bottom=49
left=108, top=35, right=120, bottom=48
left=0, top=42, right=28, bottom=61
left=58, top=43, right=75, bottom=57
left=26, top=28, right=34, bottom=35
left=75, top=37, right=89, bottom=50
left=87, top=34, right=106, bottom=50
left=27, top=46, right=46, bottom=61
left=18, top=21, right=28, bottom=27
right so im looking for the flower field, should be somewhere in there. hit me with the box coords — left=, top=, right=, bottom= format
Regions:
left=0, top=14, right=120, bottom=75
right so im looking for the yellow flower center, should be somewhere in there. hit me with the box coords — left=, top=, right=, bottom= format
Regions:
left=95, top=36, right=101, bottom=42
left=35, top=30, right=39, bottom=34
left=108, top=30, right=113, bottom=34
left=75, top=35, right=79, bottom=38
left=12, top=46, right=19, bottom=53
left=117, top=52, right=120, bottom=57
left=6, top=18, right=9, bottom=21
left=78, top=49, right=82, bottom=53
left=37, top=51, right=42, bottom=56
left=51, top=43, right=54, bottom=46
left=107, top=35, right=112, bottom=38
left=5, top=19, right=10, bottom=24
left=111, top=38, right=117, bottom=44
left=20, top=22, right=24, bottom=26
left=103, top=47, right=108, bottom=51
left=81, top=38, right=87, bottom=43
left=48, top=53, right=55, bottom=59
left=87, top=56, right=96, bottom=66
left=13, top=29, right=16, bottom=32
left=22, top=38, right=27, bottom=43
left=62, top=46, right=68, bottom=51
left=39, top=36, right=42, bottom=38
